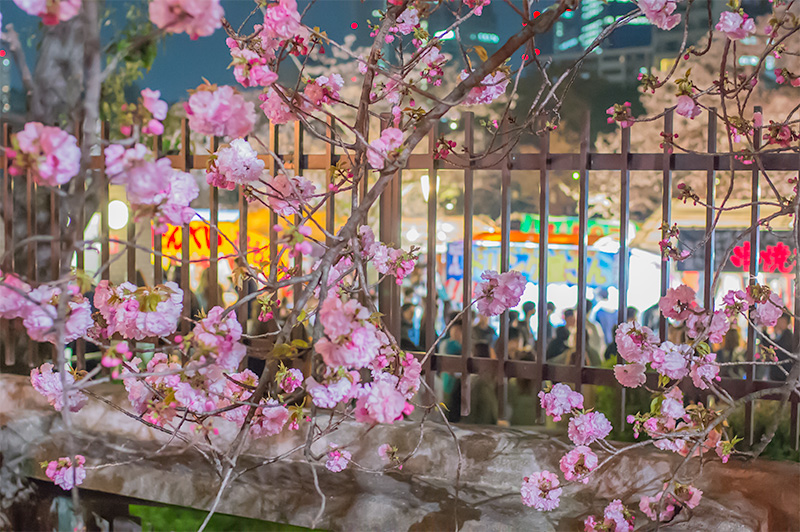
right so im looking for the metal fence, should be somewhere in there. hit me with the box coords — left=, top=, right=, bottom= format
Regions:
left=1, top=107, right=799, bottom=449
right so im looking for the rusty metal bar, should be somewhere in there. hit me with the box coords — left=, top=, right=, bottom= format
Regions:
left=574, top=112, right=590, bottom=392
left=744, top=106, right=762, bottom=447
left=462, top=113, right=474, bottom=399
left=424, top=123, right=438, bottom=391
left=659, top=109, right=674, bottom=341
left=209, top=136, right=220, bottom=309
left=535, top=124, right=550, bottom=419
left=617, top=126, right=630, bottom=325
left=704, top=109, right=717, bottom=307
left=496, top=118, right=512, bottom=418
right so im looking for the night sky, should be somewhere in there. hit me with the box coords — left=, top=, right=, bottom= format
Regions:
left=0, top=0, right=533, bottom=104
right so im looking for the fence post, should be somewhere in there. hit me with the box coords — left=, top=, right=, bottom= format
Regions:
left=535, top=121, right=550, bottom=421
left=574, top=112, right=590, bottom=393
left=659, top=109, right=674, bottom=341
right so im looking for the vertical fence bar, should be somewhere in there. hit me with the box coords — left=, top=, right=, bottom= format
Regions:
left=461, top=116, right=474, bottom=417
left=794, top=158, right=800, bottom=451
left=325, top=116, right=336, bottom=246
left=744, top=106, right=762, bottom=447
left=424, top=124, right=438, bottom=390
left=574, top=113, right=590, bottom=392
left=390, top=165, right=402, bottom=340
left=535, top=124, right=550, bottom=419
left=704, top=109, right=717, bottom=308
left=293, top=122, right=304, bottom=307
left=99, top=122, right=110, bottom=281
left=496, top=119, right=512, bottom=418
left=153, top=134, right=164, bottom=287
left=268, top=124, right=279, bottom=286
left=179, top=119, right=191, bottom=334
left=26, top=171, right=36, bottom=366
left=237, top=131, right=252, bottom=332
left=378, top=115, right=399, bottom=339
left=209, top=136, right=220, bottom=310
left=49, top=190, right=59, bottom=281
left=659, top=109, right=674, bottom=341
left=2, top=124, right=13, bottom=365
left=617, top=125, right=631, bottom=426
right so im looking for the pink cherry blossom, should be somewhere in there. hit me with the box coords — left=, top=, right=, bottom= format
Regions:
left=305, top=372, right=360, bottom=409
left=359, top=226, right=417, bottom=285
left=715, top=11, right=756, bottom=41
left=459, top=70, right=509, bottom=105
left=658, top=284, right=697, bottom=321
left=538, top=383, right=584, bottom=422
left=675, top=94, right=701, bottom=119
left=249, top=400, right=290, bottom=438
left=650, top=341, right=690, bottom=380
left=94, top=281, right=183, bottom=340
left=141, top=89, right=168, bottom=135
left=474, top=270, right=526, bottom=316
left=10, top=122, right=80, bottom=187
left=755, top=292, right=783, bottom=327
left=689, top=353, right=720, bottom=389
left=262, top=0, right=306, bottom=41
left=185, top=85, right=256, bottom=138
left=398, top=352, right=422, bottom=399
left=661, top=387, right=685, bottom=419
left=639, top=0, right=680, bottom=31
left=464, top=0, right=491, bottom=15
left=148, top=0, right=223, bottom=39
left=13, top=0, right=81, bottom=25
left=259, top=89, right=296, bottom=124
left=559, top=446, right=598, bottom=483
left=193, top=306, right=247, bottom=370
left=368, top=127, right=404, bottom=170
left=30, top=363, right=87, bottom=412
left=639, top=492, right=676, bottom=522
left=265, top=173, right=316, bottom=216
left=316, top=296, right=381, bottom=369
left=599, top=499, right=635, bottom=532
left=325, top=447, right=351, bottom=472
left=614, top=363, right=647, bottom=388
left=303, top=74, right=344, bottom=107
left=207, top=138, right=265, bottom=190
left=378, top=443, right=392, bottom=462
left=521, top=470, right=561, bottom=511
left=0, top=270, right=32, bottom=319
left=354, top=375, right=407, bottom=424
left=44, top=455, right=86, bottom=490
left=687, top=310, right=730, bottom=343
left=227, top=38, right=278, bottom=88
left=614, top=321, right=659, bottom=364
left=23, top=285, right=93, bottom=344
left=279, top=368, right=304, bottom=393
left=395, top=7, right=419, bottom=35
left=568, top=411, right=612, bottom=446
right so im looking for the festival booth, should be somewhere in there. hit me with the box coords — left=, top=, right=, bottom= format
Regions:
left=444, top=215, right=662, bottom=324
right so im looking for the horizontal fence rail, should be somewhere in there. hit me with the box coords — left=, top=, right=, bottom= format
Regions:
left=0, top=108, right=798, bottom=449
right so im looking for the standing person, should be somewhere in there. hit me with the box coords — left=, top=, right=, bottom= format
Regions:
left=544, top=302, right=557, bottom=344
left=563, top=308, right=577, bottom=350
left=400, top=303, right=419, bottom=351
left=521, top=301, right=536, bottom=348
left=592, top=287, right=617, bottom=345
left=440, top=318, right=463, bottom=422
left=473, top=314, right=498, bottom=348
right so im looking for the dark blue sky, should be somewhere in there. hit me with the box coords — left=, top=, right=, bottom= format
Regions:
left=0, top=0, right=531, bottom=103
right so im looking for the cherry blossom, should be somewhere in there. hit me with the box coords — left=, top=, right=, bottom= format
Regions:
left=614, top=321, right=659, bottom=364
left=316, top=296, right=381, bottom=369
left=279, top=368, right=304, bottom=394
left=394, top=7, right=419, bottom=35
left=325, top=447, right=351, bottom=473
left=303, top=75, right=344, bottom=107
left=675, top=94, right=701, bottom=120
left=474, top=270, right=526, bottom=317
left=689, top=353, right=720, bottom=389
left=538, top=383, right=584, bottom=422
left=368, top=127, right=404, bottom=170
left=94, top=281, right=183, bottom=340
left=521, top=470, right=562, bottom=511
left=23, top=285, right=92, bottom=344
left=207, top=139, right=266, bottom=190
left=13, top=0, right=81, bottom=25
left=44, top=455, right=86, bottom=490
left=686, top=310, right=730, bottom=344
left=264, top=173, right=316, bottom=216
left=658, top=284, right=697, bottom=321
left=227, top=38, right=278, bottom=88
left=650, top=341, right=691, bottom=380
left=259, top=89, right=296, bottom=124
left=262, top=0, right=306, bottom=41
left=459, top=70, right=509, bottom=105
left=660, top=387, right=685, bottom=419
left=359, top=226, right=417, bottom=285
left=559, top=446, right=598, bottom=484
left=638, top=0, right=680, bottom=31
left=9, top=122, right=81, bottom=187
left=305, top=371, right=360, bottom=409
left=754, top=292, right=783, bottom=327
left=148, top=0, right=223, bottom=39
left=464, top=0, right=491, bottom=15
left=140, top=88, right=168, bottom=135
left=614, top=363, right=647, bottom=388
left=0, top=270, right=31, bottom=319
left=185, top=84, right=256, bottom=138
left=354, top=375, right=407, bottom=424
left=248, top=400, right=290, bottom=438
left=715, top=11, right=756, bottom=41
left=30, top=363, right=87, bottom=412
left=568, top=411, right=612, bottom=446
left=193, top=306, right=247, bottom=371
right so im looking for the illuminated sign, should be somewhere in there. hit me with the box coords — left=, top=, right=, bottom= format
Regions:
left=677, top=230, right=796, bottom=273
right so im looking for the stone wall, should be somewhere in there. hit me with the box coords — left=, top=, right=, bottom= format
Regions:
left=1, top=373, right=798, bottom=531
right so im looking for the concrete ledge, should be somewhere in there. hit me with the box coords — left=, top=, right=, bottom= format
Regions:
left=1, top=374, right=798, bottom=530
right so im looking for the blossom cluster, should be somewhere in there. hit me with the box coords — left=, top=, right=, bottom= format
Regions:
left=583, top=500, right=635, bottom=532
left=264, top=173, right=317, bottom=216
left=24, top=285, right=93, bottom=345
left=185, top=84, right=256, bottom=138
left=8, top=122, right=81, bottom=187
left=149, top=0, right=223, bottom=39
left=206, top=138, right=266, bottom=190
left=30, top=363, right=88, bottom=412
left=43, top=455, right=86, bottom=491
left=359, top=226, right=418, bottom=285
left=474, top=270, right=527, bottom=316
left=93, top=281, right=183, bottom=340
left=13, top=0, right=81, bottom=25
